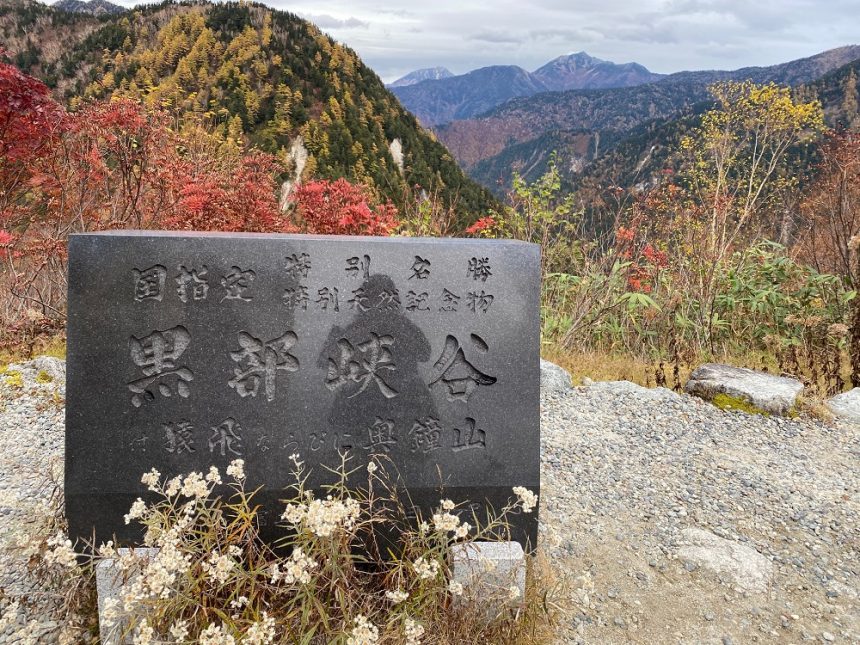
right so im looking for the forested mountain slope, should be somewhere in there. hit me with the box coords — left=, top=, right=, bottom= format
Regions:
left=1, top=0, right=499, bottom=223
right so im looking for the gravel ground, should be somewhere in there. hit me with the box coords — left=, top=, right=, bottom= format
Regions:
left=540, top=381, right=859, bottom=644
left=0, top=358, right=67, bottom=643
left=1, top=359, right=858, bottom=643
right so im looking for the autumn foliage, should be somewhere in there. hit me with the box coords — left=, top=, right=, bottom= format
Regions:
left=0, top=57, right=401, bottom=346
left=291, top=178, right=399, bottom=236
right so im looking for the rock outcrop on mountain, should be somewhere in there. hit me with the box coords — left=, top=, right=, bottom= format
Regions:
left=53, top=0, right=125, bottom=15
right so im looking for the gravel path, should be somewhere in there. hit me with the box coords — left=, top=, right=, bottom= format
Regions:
left=1, top=359, right=858, bottom=643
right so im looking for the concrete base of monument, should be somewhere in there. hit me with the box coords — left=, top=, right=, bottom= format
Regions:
left=96, top=547, right=160, bottom=645
left=450, top=541, right=526, bottom=615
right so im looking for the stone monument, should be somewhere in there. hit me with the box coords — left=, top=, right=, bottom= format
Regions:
left=65, top=232, right=540, bottom=549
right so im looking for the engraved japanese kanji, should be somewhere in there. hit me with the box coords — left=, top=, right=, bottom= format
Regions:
left=325, top=333, right=398, bottom=399
left=176, top=266, right=209, bottom=302
left=405, top=291, right=430, bottom=312
left=316, top=287, right=340, bottom=311
left=128, top=326, right=193, bottom=407
left=228, top=331, right=300, bottom=401
left=408, top=416, right=443, bottom=453
left=429, top=334, right=496, bottom=402
left=221, top=266, right=256, bottom=302
left=364, top=417, right=397, bottom=452
left=283, top=285, right=309, bottom=309
left=163, top=419, right=195, bottom=454
left=467, top=257, right=492, bottom=282
left=133, top=265, right=167, bottom=302
left=345, top=255, right=371, bottom=279
left=452, top=417, right=486, bottom=451
left=209, top=418, right=244, bottom=456
left=409, top=256, right=431, bottom=280
left=467, top=290, right=494, bottom=313
left=439, top=288, right=460, bottom=312
left=284, top=253, right=311, bottom=278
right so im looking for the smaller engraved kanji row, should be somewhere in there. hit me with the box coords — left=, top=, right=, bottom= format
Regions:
left=134, top=414, right=488, bottom=461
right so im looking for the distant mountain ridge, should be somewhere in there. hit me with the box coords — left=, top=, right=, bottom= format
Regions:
left=437, top=45, right=860, bottom=190
left=533, top=52, right=664, bottom=91
left=388, top=66, right=453, bottom=87
left=391, top=52, right=663, bottom=126
left=53, top=0, right=125, bottom=15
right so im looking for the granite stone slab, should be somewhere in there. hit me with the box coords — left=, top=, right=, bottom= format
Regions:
left=65, top=232, right=540, bottom=550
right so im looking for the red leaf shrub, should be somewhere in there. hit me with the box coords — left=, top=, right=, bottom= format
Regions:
left=291, top=178, right=399, bottom=236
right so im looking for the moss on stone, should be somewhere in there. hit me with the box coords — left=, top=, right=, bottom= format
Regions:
left=3, top=370, right=23, bottom=389
left=35, top=370, right=54, bottom=383
left=711, top=393, right=769, bottom=416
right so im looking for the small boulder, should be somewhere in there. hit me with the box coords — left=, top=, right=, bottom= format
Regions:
left=685, top=363, right=802, bottom=416
left=827, top=388, right=860, bottom=424
left=590, top=380, right=681, bottom=403
left=4, top=355, right=66, bottom=388
left=540, top=359, right=572, bottom=394
left=677, top=528, right=772, bottom=594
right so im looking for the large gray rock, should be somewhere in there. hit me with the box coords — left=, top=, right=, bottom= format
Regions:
left=540, top=359, right=572, bottom=394
left=677, top=528, right=772, bottom=594
left=827, top=388, right=860, bottom=424
left=685, top=363, right=803, bottom=415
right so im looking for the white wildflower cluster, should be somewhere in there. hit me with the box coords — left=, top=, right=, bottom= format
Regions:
left=226, top=458, right=245, bottom=481
left=43, top=532, right=78, bottom=569
left=244, top=612, right=276, bottom=645
left=101, top=597, right=121, bottom=629
left=141, top=468, right=160, bottom=490
left=385, top=589, right=408, bottom=604
left=124, top=498, right=148, bottom=525
left=404, top=617, right=425, bottom=645
left=269, top=546, right=317, bottom=585
left=180, top=471, right=210, bottom=498
left=432, top=500, right=470, bottom=539
left=122, top=522, right=193, bottom=610
left=98, top=540, right=117, bottom=559
left=199, top=622, right=235, bottom=645
left=508, top=585, right=521, bottom=601
left=346, top=615, right=379, bottom=645
left=413, top=556, right=440, bottom=581
left=447, top=580, right=464, bottom=596
left=132, top=618, right=155, bottom=645
left=202, top=552, right=236, bottom=585
left=229, top=595, right=249, bottom=611
left=169, top=620, right=189, bottom=642
left=513, top=486, right=538, bottom=513
left=139, top=466, right=222, bottom=505
left=281, top=495, right=360, bottom=537
left=366, top=461, right=378, bottom=474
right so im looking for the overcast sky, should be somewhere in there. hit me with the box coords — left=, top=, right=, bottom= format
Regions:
left=114, top=0, right=858, bottom=83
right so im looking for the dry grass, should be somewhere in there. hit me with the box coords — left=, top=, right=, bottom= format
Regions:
left=542, top=345, right=853, bottom=403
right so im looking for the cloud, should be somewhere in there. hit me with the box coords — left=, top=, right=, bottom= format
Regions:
left=468, top=30, right=523, bottom=45
left=183, top=0, right=856, bottom=82
left=302, top=13, right=369, bottom=30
